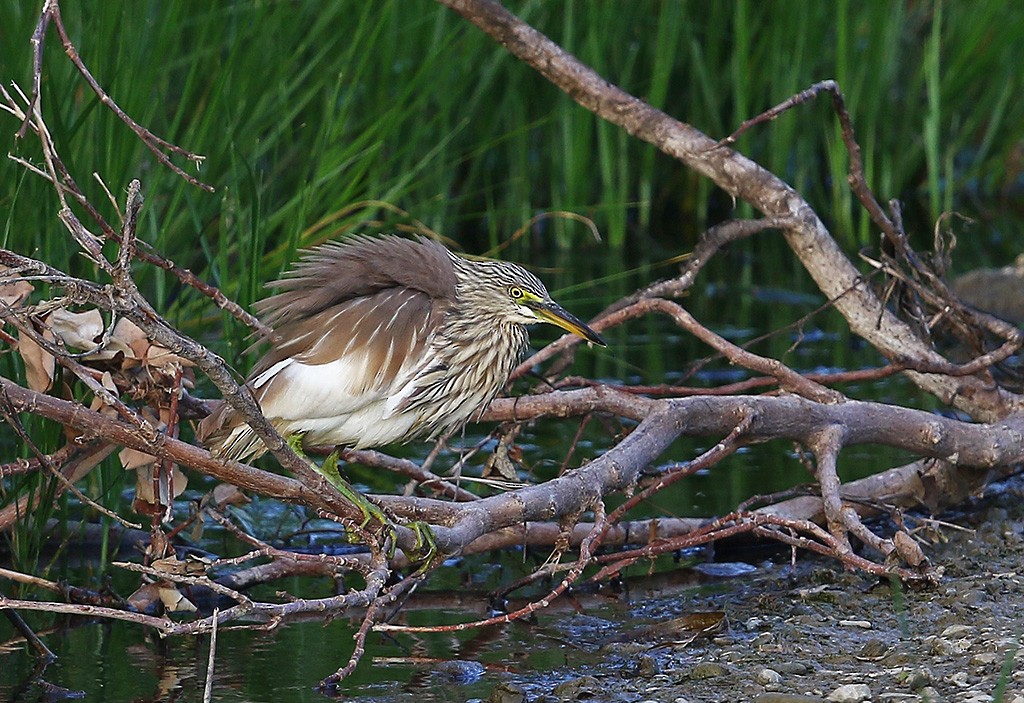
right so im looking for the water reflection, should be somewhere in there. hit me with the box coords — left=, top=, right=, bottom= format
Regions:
left=1, top=553, right=780, bottom=702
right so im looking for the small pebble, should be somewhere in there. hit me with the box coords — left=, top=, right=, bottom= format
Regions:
left=837, top=619, right=872, bottom=629
left=488, top=682, right=526, bottom=703
left=757, top=668, right=783, bottom=685
left=826, top=683, right=872, bottom=702
left=941, top=624, right=975, bottom=638
left=969, top=652, right=1000, bottom=666
left=690, top=662, right=729, bottom=679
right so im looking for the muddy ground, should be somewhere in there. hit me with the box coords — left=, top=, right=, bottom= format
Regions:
left=480, top=477, right=1024, bottom=703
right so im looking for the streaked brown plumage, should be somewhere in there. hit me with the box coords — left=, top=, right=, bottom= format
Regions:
left=197, top=235, right=605, bottom=462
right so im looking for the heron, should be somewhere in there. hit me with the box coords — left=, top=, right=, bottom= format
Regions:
left=197, top=234, right=605, bottom=463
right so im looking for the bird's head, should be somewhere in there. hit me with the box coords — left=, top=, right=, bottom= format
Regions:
left=456, top=257, right=606, bottom=346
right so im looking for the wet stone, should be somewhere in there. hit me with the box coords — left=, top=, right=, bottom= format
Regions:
left=837, top=619, right=872, bottom=629
left=904, top=668, right=932, bottom=691
left=775, top=661, right=812, bottom=676
left=689, top=662, right=730, bottom=680
left=826, top=683, right=872, bottom=702
left=488, top=682, right=527, bottom=703
left=552, top=676, right=601, bottom=700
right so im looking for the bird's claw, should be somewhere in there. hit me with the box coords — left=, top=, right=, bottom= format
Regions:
left=321, top=452, right=435, bottom=567
left=290, top=440, right=434, bottom=566
left=407, top=521, right=438, bottom=572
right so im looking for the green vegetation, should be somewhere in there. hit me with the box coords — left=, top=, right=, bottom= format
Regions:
left=2, top=2, right=1021, bottom=296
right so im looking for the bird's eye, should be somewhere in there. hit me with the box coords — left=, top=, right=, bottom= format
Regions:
left=509, top=286, right=525, bottom=300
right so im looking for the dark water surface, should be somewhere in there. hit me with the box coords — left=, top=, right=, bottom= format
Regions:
left=1, top=559, right=760, bottom=702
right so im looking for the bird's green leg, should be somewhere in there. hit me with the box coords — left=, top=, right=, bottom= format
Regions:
left=317, top=448, right=392, bottom=535
left=288, top=437, right=437, bottom=565
left=321, top=451, right=438, bottom=567
left=285, top=436, right=391, bottom=534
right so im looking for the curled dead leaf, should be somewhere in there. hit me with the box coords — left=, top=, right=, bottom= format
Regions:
left=47, top=308, right=104, bottom=351
left=158, top=585, right=197, bottom=613
left=0, top=267, right=33, bottom=307
left=212, top=483, right=250, bottom=507
left=17, top=327, right=55, bottom=392
left=109, top=317, right=146, bottom=359
left=146, top=344, right=193, bottom=370
left=119, top=446, right=158, bottom=471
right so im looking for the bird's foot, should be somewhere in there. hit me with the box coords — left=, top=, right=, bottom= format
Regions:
left=317, top=449, right=395, bottom=541
left=406, top=521, right=438, bottom=572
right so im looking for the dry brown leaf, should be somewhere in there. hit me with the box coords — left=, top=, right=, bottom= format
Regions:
left=119, top=446, right=158, bottom=471
left=158, top=585, right=197, bottom=613
left=108, top=317, right=146, bottom=359
left=47, top=308, right=104, bottom=351
left=0, top=267, right=33, bottom=308
left=146, top=344, right=193, bottom=369
left=212, top=483, right=250, bottom=507
left=133, top=463, right=188, bottom=505
left=17, top=327, right=55, bottom=392
left=88, top=371, right=120, bottom=416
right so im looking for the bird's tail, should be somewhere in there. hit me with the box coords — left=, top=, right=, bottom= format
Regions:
left=195, top=400, right=267, bottom=463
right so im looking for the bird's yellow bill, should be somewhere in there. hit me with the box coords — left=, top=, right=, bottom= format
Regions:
left=532, top=302, right=606, bottom=346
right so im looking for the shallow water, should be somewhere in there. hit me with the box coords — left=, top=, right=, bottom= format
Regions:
left=0, top=554, right=762, bottom=702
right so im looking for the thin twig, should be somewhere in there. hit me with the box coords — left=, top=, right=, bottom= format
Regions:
left=203, top=608, right=219, bottom=703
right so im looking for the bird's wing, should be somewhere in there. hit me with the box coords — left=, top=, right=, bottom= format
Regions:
left=250, top=287, right=448, bottom=422
left=197, top=235, right=458, bottom=459
left=255, top=235, right=457, bottom=328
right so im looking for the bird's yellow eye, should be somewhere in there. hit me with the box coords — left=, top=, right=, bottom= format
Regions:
left=509, top=286, right=525, bottom=300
